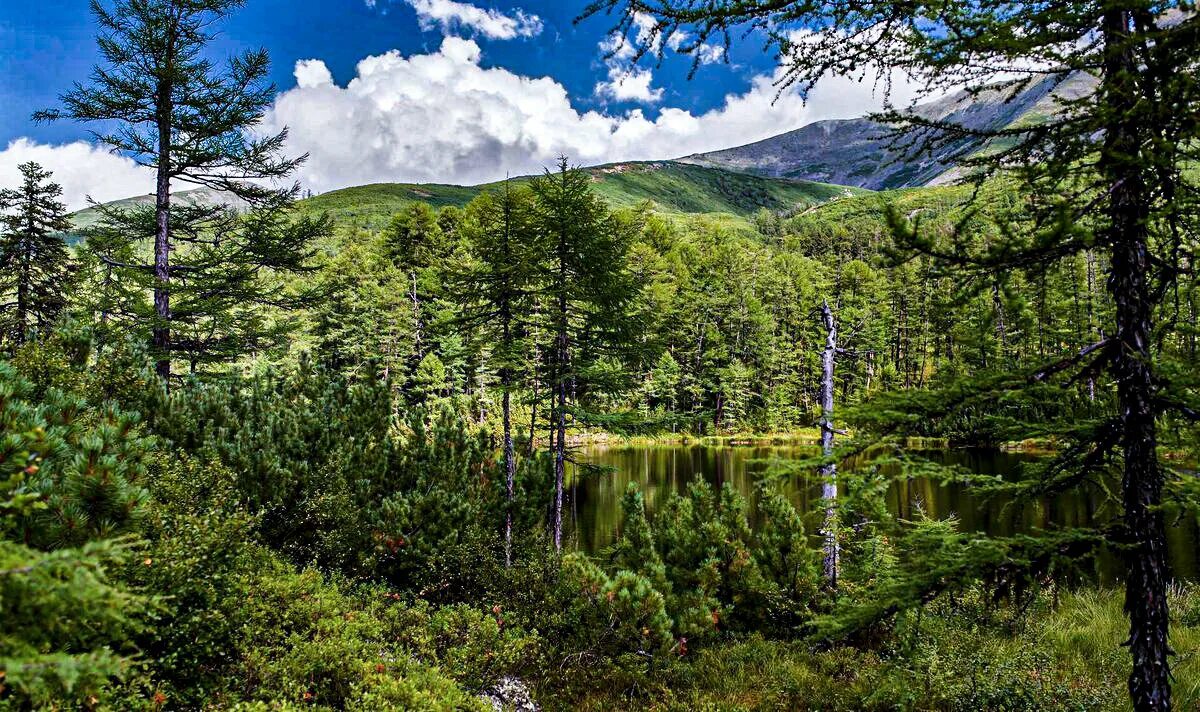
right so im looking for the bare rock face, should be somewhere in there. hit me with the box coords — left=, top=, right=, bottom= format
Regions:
left=480, top=676, right=538, bottom=712
left=679, top=73, right=1097, bottom=190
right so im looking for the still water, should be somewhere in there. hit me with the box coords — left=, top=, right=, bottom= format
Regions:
left=563, top=443, right=1200, bottom=582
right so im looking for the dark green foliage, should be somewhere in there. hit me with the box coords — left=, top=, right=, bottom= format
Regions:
left=0, top=162, right=73, bottom=349
left=0, top=360, right=149, bottom=707
left=39, top=0, right=323, bottom=378
left=143, top=360, right=392, bottom=570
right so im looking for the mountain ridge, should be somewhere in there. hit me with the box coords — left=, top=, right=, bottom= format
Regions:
left=678, top=72, right=1097, bottom=190
left=69, top=161, right=864, bottom=232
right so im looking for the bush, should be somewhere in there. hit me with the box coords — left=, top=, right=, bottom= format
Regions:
left=0, top=359, right=151, bottom=707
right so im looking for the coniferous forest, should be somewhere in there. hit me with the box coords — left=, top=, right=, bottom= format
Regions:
left=2, top=0, right=1200, bottom=710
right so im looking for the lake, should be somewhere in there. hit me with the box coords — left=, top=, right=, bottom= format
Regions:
left=564, top=443, right=1200, bottom=582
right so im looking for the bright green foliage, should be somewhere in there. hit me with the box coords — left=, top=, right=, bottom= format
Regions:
left=391, top=601, right=539, bottom=692
left=310, top=233, right=413, bottom=384
left=600, top=481, right=820, bottom=648
left=1, top=361, right=149, bottom=548
left=562, top=553, right=676, bottom=662
left=206, top=563, right=486, bottom=711
left=414, top=351, right=449, bottom=401
left=0, top=537, right=144, bottom=707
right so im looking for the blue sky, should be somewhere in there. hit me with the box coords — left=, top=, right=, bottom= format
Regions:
left=0, top=0, right=921, bottom=208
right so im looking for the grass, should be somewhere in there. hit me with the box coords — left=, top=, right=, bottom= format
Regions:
left=289, top=161, right=865, bottom=232
left=549, top=585, right=1199, bottom=711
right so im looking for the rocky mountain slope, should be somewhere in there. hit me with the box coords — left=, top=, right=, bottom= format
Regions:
left=678, top=73, right=1097, bottom=190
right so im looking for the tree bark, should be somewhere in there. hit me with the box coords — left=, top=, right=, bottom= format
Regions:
left=1101, top=10, right=1171, bottom=710
left=552, top=286, right=568, bottom=552
left=819, top=299, right=839, bottom=588
left=152, top=36, right=174, bottom=381
left=501, top=202, right=516, bottom=567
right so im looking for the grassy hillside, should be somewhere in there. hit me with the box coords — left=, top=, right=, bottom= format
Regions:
left=69, top=187, right=249, bottom=232
left=292, top=161, right=863, bottom=230
left=66, top=161, right=866, bottom=240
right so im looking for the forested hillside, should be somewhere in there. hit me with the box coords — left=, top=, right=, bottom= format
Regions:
left=3, top=0, right=1199, bottom=710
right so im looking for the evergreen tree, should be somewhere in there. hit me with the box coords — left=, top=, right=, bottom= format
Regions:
left=581, top=2, right=1200, bottom=706
left=37, top=0, right=308, bottom=379
left=83, top=198, right=328, bottom=374
left=0, top=162, right=73, bottom=348
left=0, top=361, right=148, bottom=705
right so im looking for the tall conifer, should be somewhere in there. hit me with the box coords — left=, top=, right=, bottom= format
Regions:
left=582, top=2, right=1200, bottom=707
left=0, top=162, right=73, bottom=347
left=37, top=0, right=307, bottom=379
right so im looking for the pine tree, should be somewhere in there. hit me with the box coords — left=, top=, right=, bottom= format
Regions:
left=582, top=2, right=1200, bottom=707
left=0, top=361, right=148, bottom=705
left=36, top=0, right=307, bottom=379
left=0, top=162, right=73, bottom=348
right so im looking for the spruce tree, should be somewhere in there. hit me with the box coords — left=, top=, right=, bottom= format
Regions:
left=0, top=162, right=73, bottom=348
left=36, top=0, right=307, bottom=379
left=582, top=2, right=1200, bottom=707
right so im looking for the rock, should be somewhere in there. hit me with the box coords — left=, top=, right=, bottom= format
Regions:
left=480, top=676, right=538, bottom=712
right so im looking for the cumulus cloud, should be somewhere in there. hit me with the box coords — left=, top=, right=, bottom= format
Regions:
left=262, top=37, right=928, bottom=194
left=0, top=138, right=153, bottom=211
left=402, top=0, right=542, bottom=40
left=595, top=65, right=663, bottom=103
left=594, top=13, right=665, bottom=103
left=295, top=59, right=335, bottom=88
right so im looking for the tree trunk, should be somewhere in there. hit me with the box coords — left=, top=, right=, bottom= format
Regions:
left=153, top=69, right=173, bottom=381
left=501, top=318, right=515, bottom=566
left=502, top=381, right=515, bottom=565
left=819, top=299, right=839, bottom=588
left=552, top=287, right=568, bottom=552
left=1102, top=11, right=1171, bottom=710
left=15, top=247, right=29, bottom=345
left=993, top=279, right=1007, bottom=366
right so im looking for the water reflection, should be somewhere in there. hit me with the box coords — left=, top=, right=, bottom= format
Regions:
left=565, top=444, right=1199, bottom=582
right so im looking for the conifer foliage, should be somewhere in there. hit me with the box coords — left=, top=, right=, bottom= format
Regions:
left=37, top=0, right=323, bottom=378
left=580, top=1, right=1200, bottom=707
left=0, top=162, right=73, bottom=348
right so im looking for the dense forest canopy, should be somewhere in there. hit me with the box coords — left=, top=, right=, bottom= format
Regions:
left=1, top=0, right=1198, bottom=710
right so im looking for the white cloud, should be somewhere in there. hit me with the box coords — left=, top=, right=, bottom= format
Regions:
left=594, top=12, right=665, bottom=104
left=0, top=138, right=153, bottom=211
left=595, top=65, right=663, bottom=103
left=695, top=43, right=725, bottom=65
left=295, top=59, right=335, bottom=88
left=262, top=37, right=929, bottom=194
left=403, top=0, right=542, bottom=40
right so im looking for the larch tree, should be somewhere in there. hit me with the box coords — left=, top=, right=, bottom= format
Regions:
left=457, top=183, right=538, bottom=565
left=0, top=162, right=74, bottom=348
left=530, top=158, right=637, bottom=551
left=581, top=1, right=1200, bottom=708
left=36, top=0, right=308, bottom=379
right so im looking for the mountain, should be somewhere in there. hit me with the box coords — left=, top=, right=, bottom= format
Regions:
left=96, top=162, right=861, bottom=232
left=68, top=186, right=249, bottom=231
left=69, top=162, right=857, bottom=233
left=678, top=73, right=1097, bottom=190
